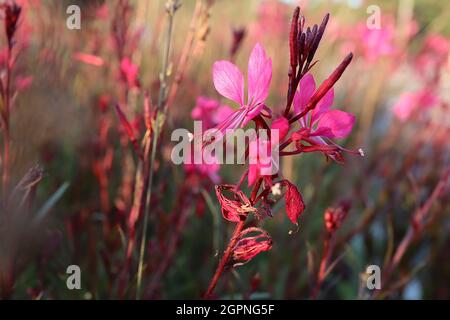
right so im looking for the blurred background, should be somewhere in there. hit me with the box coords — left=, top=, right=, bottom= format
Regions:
left=0, top=0, right=448, bottom=299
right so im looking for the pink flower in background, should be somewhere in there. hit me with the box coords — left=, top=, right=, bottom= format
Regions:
left=249, top=0, right=290, bottom=41
left=341, top=21, right=395, bottom=63
left=184, top=152, right=221, bottom=184
left=95, top=3, right=109, bottom=20
left=283, top=180, right=305, bottom=226
left=212, top=43, right=272, bottom=135
left=186, top=97, right=233, bottom=183
left=392, top=89, right=439, bottom=121
left=248, top=117, right=289, bottom=186
left=359, top=24, right=395, bottom=62
left=232, top=228, right=272, bottom=266
left=120, top=57, right=139, bottom=88
left=290, top=73, right=358, bottom=163
left=294, top=74, right=355, bottom=140
left=191, top=96, right=234, bottom=130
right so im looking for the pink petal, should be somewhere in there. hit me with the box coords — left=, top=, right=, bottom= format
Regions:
left=311, top=88, right=334, bottom=123
left=314, top=110, right=355, bottom=139
left=293, top=73, right=316, bottom=114
left=247, top=43, right=272, bottom=106
left=213, top=60, right=244, bottom=105
left=242, top=103, right=264, bottom=127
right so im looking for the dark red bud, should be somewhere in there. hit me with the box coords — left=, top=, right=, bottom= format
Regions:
left=289, top=7, right=300, bottom=68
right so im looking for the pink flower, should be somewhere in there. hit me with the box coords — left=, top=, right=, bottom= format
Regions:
left=191, top=96, right=234, bottom=130
left=215, top=185, right=257, bottom=222
left=294, top=73, right=355, bottom=140
left=232, top=228, right=272, bottom=266
left=392, top=89, right=439, bottom=121
left=186, top=97, right=234, bottom=182
left=120, top=57, right=139, bottom=88
left=248, top=117, right=289, bottom=186
left=212, top=43, right=272, bottom=134
left=290, top=73, right=358, bottom=162
left=184, top=152, right=221, bottom=184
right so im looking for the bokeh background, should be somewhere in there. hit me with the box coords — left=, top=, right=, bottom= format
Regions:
left=0, top=0, right=449, bottom=299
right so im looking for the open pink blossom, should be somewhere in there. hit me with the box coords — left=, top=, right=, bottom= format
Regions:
left=212, top=43, right=272, bottom=135
left=294, top=73, right=355, bottom=140
left=248, top=117, right=289, bottom=186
